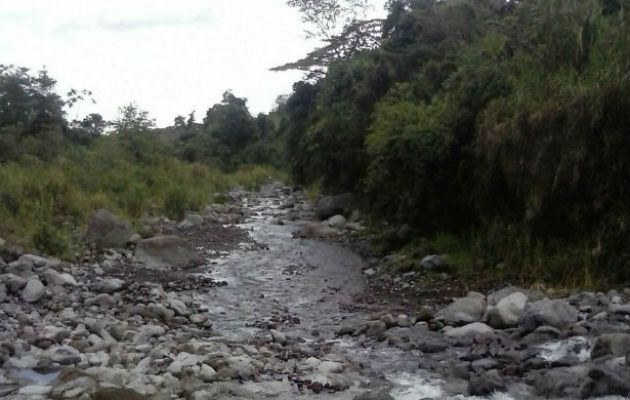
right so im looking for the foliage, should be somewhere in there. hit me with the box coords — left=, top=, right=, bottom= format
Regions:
left=276, top=0, right=630, bottom=287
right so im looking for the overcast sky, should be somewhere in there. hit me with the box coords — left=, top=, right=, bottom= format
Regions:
left=0, top=0, right=387, bottom=127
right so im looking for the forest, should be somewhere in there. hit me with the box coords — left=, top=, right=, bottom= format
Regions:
left=1, top=0, right=628, bottom=287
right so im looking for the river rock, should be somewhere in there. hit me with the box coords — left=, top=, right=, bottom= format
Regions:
left=591, top=333, right=630, bottom=359
left=354, top=390, right=395, bottom=400
left=134, top=235, right=201, bottom=269
left=199, top=364, right=217, bottom=382
left=48, top=345, right=82, bottom=365
left=468, top=369, right=506, bottom=396
left=86, top=209, right=134, bottom=249
left=486, top=291, right=528, bottom=328
left=420, top=254, right=449, bottom=271
left=270, top=329, right=287, bottom=345
left=437, top=292, right=486, bottom=325
left=3, top=273, right=27, bottom=293
left=531, top=365, right=589, bottom=397
left=21, top=278, right=45, bottom=302
left=519, top=298, right=579, bottom=332
left=167, top=352, right=203, bottom=376
left=95, top=278, right=124, bottom=293
left=444, top=322, right=493, bottom=341
left=327, top=214, right=347, bottom=230
left=43, top=268, right=78, bottom=286
left=0, top=283, right=6, bottom=302
left=316, top=193, right=352, bottom=220
left=582, top=364, right=630, bottom=398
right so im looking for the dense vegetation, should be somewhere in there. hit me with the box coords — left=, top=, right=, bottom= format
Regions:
left=275, top=0, right=629, bottom=287
left=0, top=66, right=282, bottom=257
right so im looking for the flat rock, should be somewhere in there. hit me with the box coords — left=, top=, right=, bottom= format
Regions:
left=134, top=235, right=202, bottom=270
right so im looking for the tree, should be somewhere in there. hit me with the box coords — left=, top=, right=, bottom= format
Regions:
left=273, top=0, right=384, bottom=78
left=201, top=91, right=257, bottom=167
left=173, top=115, right=186, bottom=128
left=71, top=113, right=107, bottom=137
left=110, top=103, right=155, bottom=134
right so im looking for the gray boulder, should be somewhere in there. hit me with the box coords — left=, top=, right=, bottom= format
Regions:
left=519, top=298, right=579, bottom=332
left=486, top=291, right=528, bottom=328
left=316, top=193, right=352, bottom=220
left=327, top=214, right=347, bottom=230
left=437, top=292, right=486, bottom=325
left=591, top=333, right=630, bottom=359
left=582, top=364, right=630, bottom=398
left=135, top=235, right=201, bottom=270
left=21, top=278, right=45, bottom=302
left=85, top=209, right=134, bottom=249
left=3, top=273, right=27, bottom=293
left=531, top=365, right=589, bottom=398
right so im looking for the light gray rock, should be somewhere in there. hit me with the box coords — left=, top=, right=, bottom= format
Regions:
left=270, top=329, right=287, bottom=345
left=199, top=364, right=217, bottom=382
left=134, top=235, right=201, bottom=270
left=486, top=291, right=528, bottom=328
left=327, top=214, right=347, bottom=230
left=609, top=303, right=630, bottom=315
left=21, top=278, right=45, bottom=302
left=85, top=209, right=134, bottom=249
left=48, top=344, right=82, bottom=365
left=91, top=293, right=116, bottom=307
left=178, top=213, right=204, bottom=229
left=18, top=385, right=52, bottom=396
left=0, top=283, right=5, bottom=302
left=43, top=268, right=78, bottom=286
left=438, top=294, right=486, bottom=325
left=444, top=322, right=494, bottom=340
left=519, top=298, right=579, bottom=332
left=167, top=352, right=203, bottom=376
left=420, top=254, right=450, bottom=271
left=94, top=278, right=124, bottom=293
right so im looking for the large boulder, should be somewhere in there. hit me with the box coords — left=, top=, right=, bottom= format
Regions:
left=591, top=333, right=630, bottom=359
left=134, top=235, right=201, bottom=270
left=85, top=209, right=134, bottom=249
left=437, top=292, right=486, bottom=325
left=316, top=193, right=352, bottom=220
left=519, top=298, right=579, bottom=332
left=485, top=291, right=528, bottom=328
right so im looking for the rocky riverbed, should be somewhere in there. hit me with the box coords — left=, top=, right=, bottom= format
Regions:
left=0, top=183, right=629, bottom=399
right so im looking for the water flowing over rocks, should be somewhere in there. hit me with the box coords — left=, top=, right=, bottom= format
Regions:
left=0, top=183, right=629, bottom=399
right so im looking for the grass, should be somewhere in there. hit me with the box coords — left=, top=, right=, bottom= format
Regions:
left=0, top=136, right=284, bottom=259
left=382, top=226, right=614, bottom=291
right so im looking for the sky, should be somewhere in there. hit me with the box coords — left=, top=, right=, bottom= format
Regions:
left=0, top=0, right=387, bottom=127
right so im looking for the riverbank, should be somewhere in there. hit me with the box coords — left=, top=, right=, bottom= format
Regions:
left=0, top=184, right=628, bottom=399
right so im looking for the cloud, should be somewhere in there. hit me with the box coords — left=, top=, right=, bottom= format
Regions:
left=54, top=9, right=214, bottom=35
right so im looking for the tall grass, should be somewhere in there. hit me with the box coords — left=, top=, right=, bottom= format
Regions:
left=0, top=135, right=283, bottom=258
